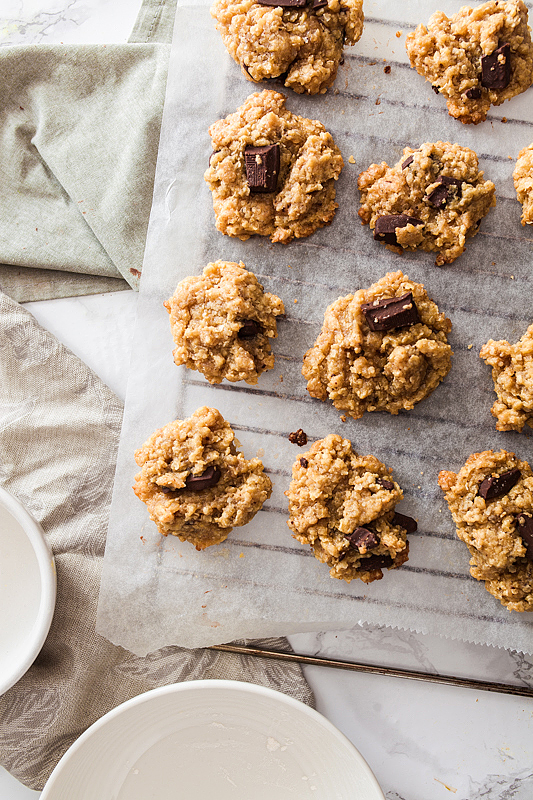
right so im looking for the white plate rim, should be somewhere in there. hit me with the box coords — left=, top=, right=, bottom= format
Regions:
left=0, top=485, right=56, bottom=695
left=42, top=678, right=386, bottom=799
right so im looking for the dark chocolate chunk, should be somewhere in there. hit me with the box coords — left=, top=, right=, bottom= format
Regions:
left=346, top=527, right=380, bottom=551
left=432, top=84, right=440, bottom=94
left=238, top=319, right=261, bottom=339
left=516, top=514, right=533, bottom=561
left=299, top=457, right=309, bottom=468
left=377, top=478, right=395, bottom=490
left=361, top=292, right=420, bottom=332
left=465, top=86, right=482, bottom=99
left=373, top=213, right=423, bottom=245
left=401, top=155, right=414, bottom=169
left=185, top=465, right=221, bottom=491
left=359, top=553, right=394, bottom=571
left=311, top=0, right=328, bottom=8
left=392, top=512, right=417, bottom=533
left=481, top=43, right=511, bottom=90
left=479, top=468, right=520, bottom=500
left=244, top=144, right=280, bottom=193
left=289, top=428, right=308, bottom=446
left=258, top=0, right=307, bottom=6
left=159, top=485, right=177, bottom=494
left=426, top=176, right=462, bottom=208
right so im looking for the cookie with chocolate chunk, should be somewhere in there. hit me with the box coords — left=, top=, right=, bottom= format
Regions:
left=358, top=142, right=496, bottom=265
left=133, top=407, right=272, bottom=549
left=438, top=449, right=533, bottom=612
left=480, top=323, right=533, bottom=432
left=513, top=143, right=533, bottom=224
left=302, top=271, right=452, bottom=420
left=204, top=90, right=343, bottom=243
left=164, top=261, right=285, bottom=385
left=286, top=434, right=414, bottom=583
left=406, top=0, right=533, bottom=124
left=210, top=0, right=364, bottom=95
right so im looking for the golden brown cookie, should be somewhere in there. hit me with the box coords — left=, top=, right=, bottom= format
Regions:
left=133, top=407, right=272, bottom=549
left=405, top=0, right=533, bottom=124
left=438, top=449, right=533, bottom=612
left=302, top=271, right=452, bottom=420
left=204, top=90, right=344, bottom=243
left=358, top=142, right=496, bottom=266
left=211, top=0, right=364, bottom=95
left=480, top=323, right=533, bottom=432
left=164, top=261, right=285, bottom=385
left=513, top=143, right=533, bottom=224
left=286, top=434, right=414, bottom=583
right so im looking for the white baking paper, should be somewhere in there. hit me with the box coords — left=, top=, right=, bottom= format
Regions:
left=97, top=0, right=533, bottom=655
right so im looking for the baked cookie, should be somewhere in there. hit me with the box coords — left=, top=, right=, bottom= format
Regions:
left=133, top=406, right=272, bottom=549
left=405, top=0, right=533, bottom=124
left=513, top=143, right=533, bottom=224
left=210, top=0, right=364, bottom=95
left=302, top=271, right=452, bottom=419
left=204, top=90, right=344, bottom=243
left=285, top=434, right=415, bottom=583
left=358, top=141, right=496, bottom=266
left=480, top=324, right=533, bottom=432
left=164, top=261, right=285, bottom=385
left=438, top=449, right=533, bottom=612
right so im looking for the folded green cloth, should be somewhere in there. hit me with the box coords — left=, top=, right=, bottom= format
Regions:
left=0, top=0, right=176, bottom=302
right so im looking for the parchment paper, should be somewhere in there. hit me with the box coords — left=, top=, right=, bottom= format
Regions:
left=97, top=0, right=533, bottom=655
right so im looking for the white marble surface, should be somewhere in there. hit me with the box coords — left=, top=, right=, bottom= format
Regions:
left=2, top=1, right=533, bottom=799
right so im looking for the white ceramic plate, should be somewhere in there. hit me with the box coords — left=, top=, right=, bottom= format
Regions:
left=42, top=679, right=385, bottom=799
left=0, top=486, right=56, bottom=695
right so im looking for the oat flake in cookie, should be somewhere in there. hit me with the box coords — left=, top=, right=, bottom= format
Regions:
left=358, top=142, right=496, bottom=266
left=204, top=90, right=343, bottom=243
left=438, top=450, right=533, bottom=612
left=286, top=434, right=414, bottom=583
left=210, top=0, right=364, bottom=95
left=405, top=0, right=533, bottom=124
left=133, top=407, right=272, bottom=550
left=302, top=271, right=452, bottom=420
left=164, top=261, right=285, bottom=385
left=513, top=143, right=533, bottom=224
left=480, top=324, right=533, bottom=432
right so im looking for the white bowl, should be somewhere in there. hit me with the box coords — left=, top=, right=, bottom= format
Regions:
left=0, top=486, right=56, bottom=695
left=42, top=679, right=385, bottom=799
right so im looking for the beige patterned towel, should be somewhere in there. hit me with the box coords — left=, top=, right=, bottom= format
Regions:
left=0, top=292, right=314, bottom=791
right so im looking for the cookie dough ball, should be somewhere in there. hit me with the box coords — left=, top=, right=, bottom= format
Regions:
left=302, top=271, right=452, bottom=420
left=286, top=434, right=414, bottom=582
left=438, top=449, right=533, bottom=612
left=405, top=0, right=533, bottom=124
left=133, top=406, right=272, bottom=549
left=211, top=0, right=364, bottom=95
left=358, top=141, right=496, bottom=266
left=513, top=143, right=533, bottom=224
left=164, top=261, right=285, bottom=385
left=204, top=90, right=344, bottom=243
left=480, top=323, right=533, bottom=432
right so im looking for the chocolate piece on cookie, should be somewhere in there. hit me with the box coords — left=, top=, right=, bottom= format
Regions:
left=285, top=434, right=410, bottom=583
left=164, top=260, right=284, bottom=386
left=204, top=91, right=343, bottom=243
left=405, top=0, right=533, bottom=124
left=480, top=323, right=533, bottom=432
left=513, top=143, right=533, bottom=225
left=133, top=407, right=272, bottom=550
left=303, top=270, right=452, bottom=420
left=210, top=0, right=364, bottom=95
left=358, top=141, right=495, bottom=265
left=438, top=449, right=533, bottom=612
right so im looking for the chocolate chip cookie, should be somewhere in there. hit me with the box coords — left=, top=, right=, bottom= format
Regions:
left=164, top=261, right=285, bottom=385
left=210, top=0, right=364, bottom=95
left=405, top=0, right=533, bottom=124
left=286, top=434, right=415, bottom=582
left=133, top=406, right=272, bottom=549
left=513, top=143, right=533, bottom=224
left=438, top=449, right=533, bottom=612
left=358, top=141, right=496, bottom=265
left=480, top=324, right=533, bottom=432
left=302, top=270, right=452, bottom=419
left=204, top=90, right=344, bottom=243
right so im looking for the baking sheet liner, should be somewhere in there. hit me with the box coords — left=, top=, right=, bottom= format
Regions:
left=97, top=0, right=533, bottom=655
